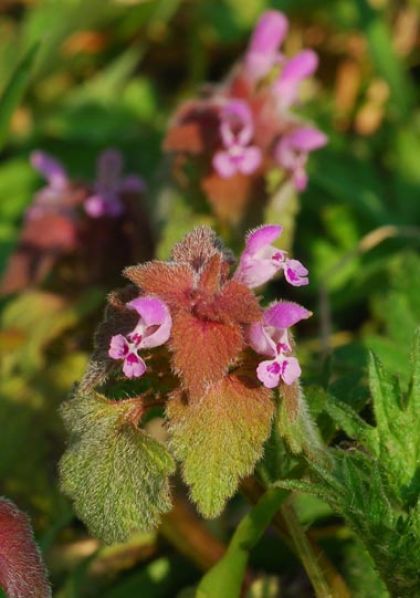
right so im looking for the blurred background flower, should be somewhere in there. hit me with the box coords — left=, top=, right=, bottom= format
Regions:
left=0, top=0, right=419, bottom=596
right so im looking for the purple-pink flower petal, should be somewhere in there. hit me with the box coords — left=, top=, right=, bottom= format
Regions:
left=30, top=151, right=68, bottom=189
left=238, top=146, right=262, bottom=174
left=108, top=334, right=130, bottom=360
left=286, top=127, right=328, bottom=152
left=264, top=301, right=312, bottom=329
left=248, top=322, right=277, bottom=357
left=280, top=50, right=319, bottom=85
left=234, top=225, right=285, bottom=288
left=122, top=353, right=147, bottom=378
left=220, top=99, right=254, bottom=148
left=213, top=151, right=240, bottom=178
left=257, top=358, right=282, bottom=388
left=127, top=296, right=172, bottom=349
left=120, top=175, right=146, bottom=194
left=274, top=127, right=327, bottom=191
left=283, top=259, right=309, bottom=286
left=281, top=356, right=301, bottom=385
left=245, top=11, right=288, bottom=80
left=247, top=11, right=288, bottom=55
left=244, top=225, right=283, bottom=254
left=256, top=354, right=301, bottom=388
left=274, top=49, right=318, bottom=108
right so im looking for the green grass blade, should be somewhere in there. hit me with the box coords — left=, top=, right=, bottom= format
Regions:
left=197, top=487, right=287, bottom=598
left=355, top=0, right=415, bottom=118
left=0, top=42, right=40, bottom=150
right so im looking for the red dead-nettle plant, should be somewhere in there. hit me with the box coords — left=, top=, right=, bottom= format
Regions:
left=164, top=10, right=327, bottom=228
left=1, top=148, right=153, bottom=296
left=59, top=224, right=312, bottom=543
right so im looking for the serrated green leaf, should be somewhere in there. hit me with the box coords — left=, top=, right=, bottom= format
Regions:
left=167, top=376, right=274, bottom=518
left=0, top=42, right=39, bottom=149
left=323, top=395, right=377, bottom=452
left=60, top=393, right=175, bottom=544
left=369, top=351, right=418, bottom=504
left=197, top=487, right=287, bottom=598
left=407, top=328, right=420, bottom=419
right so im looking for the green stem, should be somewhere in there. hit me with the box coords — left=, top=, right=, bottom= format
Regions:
left=281, top=499, right=333, bottom=598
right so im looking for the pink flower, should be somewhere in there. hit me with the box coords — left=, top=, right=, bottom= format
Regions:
left=244, top=10, right=288, bottom=80
left=85, top=149, right=145, bottom=218
left=31, top=151, right=68, bottom=190
left=27, top=151, right=70, bottom=219
left=273, top=50, right=319, bottom=109
left=212, top=100, right=262, bottom=178
left=248, top=301, right=311, bottom=387
left=108, top=296, right=172, bottom=378
left=234, top=225, right=309, bottom=288
left=274, top=127, right=327, bottom=191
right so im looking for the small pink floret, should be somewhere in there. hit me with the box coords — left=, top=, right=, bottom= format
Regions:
left=122, top=353, right=146, bottom=379
left=245, top=10, right=288, bottom=80
left=275, top=126, right=327, bottom=191
left=274, top=49, right=319, bottom=109
left=283, top=259, right=309, bottom=286
left=108, top=296, right=172, bottom=378
left=213, top=100, right=261, bottom=179
left=85, top=148, right=144, bottom=219
left=235, top=225, right=309, bottom=289
left=108, top=334, right=129, bottom=360
left=249, top=300, right=310, bottom=388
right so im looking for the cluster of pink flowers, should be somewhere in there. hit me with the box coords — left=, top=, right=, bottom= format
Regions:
left=108, top=224, right=311, bottom=388
left=29, top=148, right=145, bottom=220
left=213, top=10, right=327, bottom=188
left=1, top=147, right=151, bottom=296
left=164, top=9, right=327, bottom=221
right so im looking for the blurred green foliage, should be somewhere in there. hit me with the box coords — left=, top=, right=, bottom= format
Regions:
left=0, top=0, right=419, bottom=596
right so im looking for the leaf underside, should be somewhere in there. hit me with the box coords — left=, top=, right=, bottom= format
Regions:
left=60, top=394, right=175, bottom=544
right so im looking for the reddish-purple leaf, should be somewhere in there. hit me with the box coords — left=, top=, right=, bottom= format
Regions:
left=0, top=498, right=51, bottom=598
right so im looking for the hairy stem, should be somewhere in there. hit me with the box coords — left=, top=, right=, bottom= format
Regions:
left=281, top=499, right=334, bottom=598
left=241, top=477, right=350, bottom=598
left=160, top=495, right=226, bottom=571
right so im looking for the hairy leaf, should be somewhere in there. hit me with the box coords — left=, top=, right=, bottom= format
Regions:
left=169, top=311, right=243, bottom=398
left=167, top=375, right=274, bottom=518
left=0, top=498, right=51, bottom=598
left=60, top=394, right=175, bottom=543
left=368, top=344, right=419, bottom=504
left=124, top=261, right=194, bottom=309
left=170, top=225, right=222, bottom=269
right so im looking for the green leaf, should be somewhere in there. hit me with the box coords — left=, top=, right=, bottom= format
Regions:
left=323, top=394, right=377, bottom=452
left=277, top=384, right=328, bottom=464
left=60, top=393, right=175, bottom=544
left=1, top=290, right=102, bottom=375
left=354, top=0, right=414, bottom=118
left=197, top=487, right=287, bottom=598
left=167, top=376, right=274, bottom=518
left=369, top=343, right=419, bottom=504
left=0, top=42, right=39, bottom=149
left=264, top=179, right=298, bottom=253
